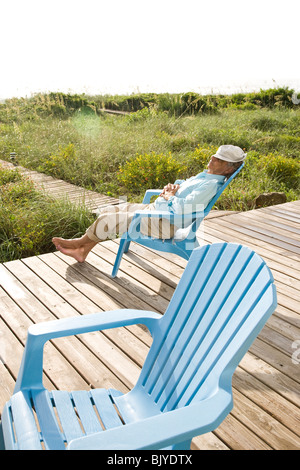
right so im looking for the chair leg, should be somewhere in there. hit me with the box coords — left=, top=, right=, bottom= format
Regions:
left=123, top=240, right=131, bottom=253
left=0, top=423, right=5, bottom=450
left=170, top=439, right=192, bottom=450
left=111, top=236, right=130, bottom=277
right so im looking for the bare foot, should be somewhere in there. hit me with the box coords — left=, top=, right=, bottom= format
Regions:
left=52, top=236, right=97, bottom=263
left=52, top=237, right=81, bottom=249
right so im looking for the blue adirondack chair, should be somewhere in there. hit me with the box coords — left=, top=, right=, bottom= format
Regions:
left=0, top=242, right=276, bottom=450
left=111, top=163, right=244, bottom=277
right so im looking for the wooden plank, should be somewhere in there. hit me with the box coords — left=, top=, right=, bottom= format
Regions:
left=233, top=367, right=300, bottom=436
left=205, top=216, right=300, bottom=261
left=261, top=205, right=300, bottom=220
left=41, top=251, right=159, bottom=315
left=0, top=263, right=134, bottom=392
left=0, top=283, right=85, bottom=392
left=234, top=211, right=300, bottom=246
left=83, top=246, right=170, bottom=313
left=0, top=160, right=123, bottom=207
left=94, top=242, right=175, bottom=302
left=267, top=311, right=300, bottom=341
left=114, top=239, right=185, bottom=279
left=22, top=254, right=151, bottom=367
left=191, top=432, right=230, bottom=450
left=231, top=390, right=300, bottom=450
left=214, top=412, right=272, bottom=450
left=203, top=220, right=300, bottom=270
left=274, top=303, right=300, bottom=329
left=239, top=352, right=300, bottom=408
left=2, top=260, right=141, bottom=390
left=108, top=239, right=181, bottom=287
left=0, top=360, right=15, bottom=408
left=258, top=325, right=299, bottom=358
left=1, top=192, right=299, bottom=449
left=0, top=316, right=27, bottom=385
left=214, top=213, right=300, bottom=253
left=39, top=253, right=153, bottom=347
left=203, top=222, right=300, bottom=281
left=249, top=338, right=299, bottom=383
left=243, top=208, right=300, bottom=232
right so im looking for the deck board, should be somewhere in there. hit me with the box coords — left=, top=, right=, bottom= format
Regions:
left=0, top=162, right=299, bottom=449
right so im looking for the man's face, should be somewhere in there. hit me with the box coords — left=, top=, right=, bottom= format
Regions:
left=207, top=156, right=232, bottom=176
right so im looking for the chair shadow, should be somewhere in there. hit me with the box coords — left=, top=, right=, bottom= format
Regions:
left=64, top=248, right=177, bottom=309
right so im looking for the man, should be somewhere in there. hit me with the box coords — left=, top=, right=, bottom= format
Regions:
left=52, top=145, right=246, bottom=262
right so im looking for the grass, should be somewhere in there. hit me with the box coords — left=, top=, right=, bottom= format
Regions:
left=0, top=168, right=95, bottom=262
left=0, top=91, right=299, bottom=261
left=2, top=105, right=299, bottom=204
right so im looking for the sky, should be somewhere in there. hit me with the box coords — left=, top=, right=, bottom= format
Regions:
left=0, top=0, right=299, bottom=100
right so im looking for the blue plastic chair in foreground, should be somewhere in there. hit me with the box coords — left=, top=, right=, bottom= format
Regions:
left=111, top=163, right=244, bottom=277
left=0, top=242, right=276, bottom=450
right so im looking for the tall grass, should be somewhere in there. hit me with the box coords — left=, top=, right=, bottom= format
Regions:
left=0, top=91, right=299, bottom=261
left=0, top=169, right=95, bottom=262
left=0, top=92, right=299, bottom=209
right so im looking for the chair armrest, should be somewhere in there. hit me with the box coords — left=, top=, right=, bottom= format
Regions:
left=133, top=209, right=177, bottom=219
left=142, top=189, right=162, bottom=204
left=127, top=209, right=202, bottom=240
left=67, top=388, right=233, bottom=450
left=127, top=210, right=183, bottom=239
left=14, top=309, right=162, bottom=393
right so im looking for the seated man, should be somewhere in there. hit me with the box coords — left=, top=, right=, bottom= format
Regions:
left=52, top=145, right=246, bottom=262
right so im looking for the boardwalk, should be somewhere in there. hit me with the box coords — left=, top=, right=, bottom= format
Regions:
left=0, top=160, right=122, bottom=212
left=0, top=162, right=299, bottom=450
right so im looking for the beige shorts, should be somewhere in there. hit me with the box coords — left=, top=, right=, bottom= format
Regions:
left=86, top=202, right=176, bottom=242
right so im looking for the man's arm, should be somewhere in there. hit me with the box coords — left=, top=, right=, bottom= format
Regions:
left=156, top=180, right=220, bottom=215
left=159, top=183, right=180, bottom=199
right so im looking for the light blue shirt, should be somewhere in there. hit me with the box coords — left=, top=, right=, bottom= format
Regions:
left=154, top=170, right=225, bottom=227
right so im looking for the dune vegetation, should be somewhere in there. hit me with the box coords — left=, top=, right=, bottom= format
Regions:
left=0, top=88, right=299, bottom=261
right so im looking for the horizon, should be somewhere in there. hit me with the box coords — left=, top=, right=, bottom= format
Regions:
left=1, top=78, right=299, bottom=103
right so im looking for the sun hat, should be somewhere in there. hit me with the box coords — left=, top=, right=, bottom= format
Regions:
left=213, top=145, right=247, bottom=162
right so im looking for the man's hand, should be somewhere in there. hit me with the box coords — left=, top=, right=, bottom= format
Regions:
left=159, top=183, right=180, bottom=200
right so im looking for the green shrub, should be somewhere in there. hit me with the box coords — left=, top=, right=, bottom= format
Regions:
left=180, top=92, right=217, bottom=116
left=247, top=87, right=294, bottom=108
left=98, top=93, right=157, bottom=112
left=228, top=102, right=258, bottom=110
left=117, top=152, right=185, bottom=193
left=37, top=143, right=77, bottom=177
left=182, top=144, right=218, bottom=177
left=258, top=153, right=300, bottom=188
left=0, top=167, right=23, bottom=185
left=125, top=107, right=158, bottom=122
left=157, top=93, right=183, bottom=116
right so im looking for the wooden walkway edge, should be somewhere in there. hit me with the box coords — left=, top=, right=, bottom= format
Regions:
left=0, top=160, right=123, bottom=212
left=0, top=161, right=299, bottom=450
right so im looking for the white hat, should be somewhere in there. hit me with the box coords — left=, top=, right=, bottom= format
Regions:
left=213, top=145, right=247, bottom=162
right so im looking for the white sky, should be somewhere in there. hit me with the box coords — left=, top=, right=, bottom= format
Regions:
left=0, top=0, right=299, bottom=99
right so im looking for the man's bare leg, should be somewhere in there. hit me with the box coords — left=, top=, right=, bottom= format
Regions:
left=52, top=234, right=98, bottom=263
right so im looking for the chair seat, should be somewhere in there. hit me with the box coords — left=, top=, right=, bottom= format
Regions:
left=3, top=388, right=125, bottom=450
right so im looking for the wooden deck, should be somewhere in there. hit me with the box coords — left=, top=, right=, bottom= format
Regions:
left=0, top=162, right=299, bottom=449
